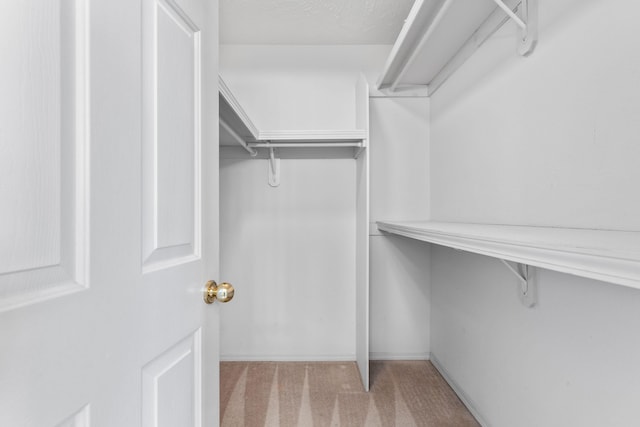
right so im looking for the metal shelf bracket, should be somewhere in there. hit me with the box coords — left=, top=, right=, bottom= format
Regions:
left=220, top=118, right=258, bottom=157
left=500, top=259, right=536, bottom=307
left=354, top=144, right=366, bottom=159
left=268, top=147, right=280, bottom=187
left=492, top=0, right=538, bottom=56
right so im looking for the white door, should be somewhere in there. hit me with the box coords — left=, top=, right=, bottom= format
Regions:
left=0, top=0, right=222, bottom=426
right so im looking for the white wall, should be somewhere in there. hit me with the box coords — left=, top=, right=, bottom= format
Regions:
left=220, top=157, right=356, bottom=360
left=369, top=97, right=431, bottom=360
left=429, top=0, right=640, bottom=425
left=431, top=0, right=640, bottom=230
left=431, top=248, right=640, bottom=427
left=220, top=45, right=392, bottom=130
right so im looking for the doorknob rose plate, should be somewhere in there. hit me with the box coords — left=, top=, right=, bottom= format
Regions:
left=204, top=280, right=234, bottom=304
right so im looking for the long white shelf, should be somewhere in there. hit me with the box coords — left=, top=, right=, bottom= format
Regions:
left=377, top=221, right=640, bottom=290
left=377, top=0, right=535, bottom=96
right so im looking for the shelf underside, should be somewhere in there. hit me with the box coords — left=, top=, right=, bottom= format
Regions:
left=219, top=76, right=366, bottom=148
left=377, top=0, right=523, bottom=94
left=377, top=221, right=640, bottom=290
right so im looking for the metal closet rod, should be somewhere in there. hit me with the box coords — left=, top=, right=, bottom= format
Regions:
left=248, top=142, right=364, bottom=148
left=220, top=119, right=257, bottom=156
left=390, top=0, right=528, bottom=91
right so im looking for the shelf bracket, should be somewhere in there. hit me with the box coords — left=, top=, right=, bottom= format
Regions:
left=500, top=260, right=536, bottom=307
left=354, top=143, right=366, bottom=159
left=220, top=118, right=258, bottom=157
left=491, top=0, right=538, bottom=56
left=268, top=147, right=280, bottom=187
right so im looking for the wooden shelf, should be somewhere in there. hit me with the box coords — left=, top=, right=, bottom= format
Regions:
left=377, top=221, right=640, bottom=290
left=376, top=0, right=535, bottom=96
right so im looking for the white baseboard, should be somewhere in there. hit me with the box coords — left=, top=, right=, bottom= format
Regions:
left=369, top=352, right=430, bottom=361
left=430, top=354, right=490, bottom=427
left=220, top=354, right=356, bottom=362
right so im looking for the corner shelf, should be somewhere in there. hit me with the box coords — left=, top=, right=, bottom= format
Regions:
left=377, top=221, right=640, bottom=290
left=376, top=0, right=537, bottom=96
left=218, top=75, right=368, bottom=156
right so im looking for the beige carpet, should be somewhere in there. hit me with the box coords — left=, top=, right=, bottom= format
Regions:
left=220, top=360, right=479, bottom=426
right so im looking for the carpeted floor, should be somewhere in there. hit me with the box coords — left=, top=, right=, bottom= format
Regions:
left=220, top=360, right=480, bottom=426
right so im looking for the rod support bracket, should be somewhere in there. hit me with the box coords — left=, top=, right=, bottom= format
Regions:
left=268, top=147, right=280, bottom=187
left=220, top=118, right=258, bottom=157
left=500, top=260, right=536, bottom=307
left=492, top=0, right=538, bottom=56
left=354, top=143, right=366, bottom=159
left=517, top=0, right=537, bottom=56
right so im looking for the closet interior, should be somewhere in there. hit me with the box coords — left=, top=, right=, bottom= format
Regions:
left=217, top=0, right=640, bottom=425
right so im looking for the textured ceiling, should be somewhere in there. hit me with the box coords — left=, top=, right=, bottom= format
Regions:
left=220, top=0, right=416, bottom=44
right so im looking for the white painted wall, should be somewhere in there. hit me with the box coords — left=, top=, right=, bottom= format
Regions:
left=431, top=248, right=640, bottom=427
left=369, top=97, right=431, bottom=360
left=220, top=45, right=392, bottom=131
left=220, top=156, right=356, bottom=360
left=431, top=0, right=640, bottom=230
left=429, top=0, right=640, bottom=425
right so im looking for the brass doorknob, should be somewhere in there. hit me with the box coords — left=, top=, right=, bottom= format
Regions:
left=204, top=280, right=234, bottom=304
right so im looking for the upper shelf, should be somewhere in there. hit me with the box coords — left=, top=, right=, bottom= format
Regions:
left=377, top=0, right=537, bottom=95
left=218, top=75, right=369, bottom=155
left=376, top=221, right=640, bottom=290
left=219, top=75, right=260, bottom=142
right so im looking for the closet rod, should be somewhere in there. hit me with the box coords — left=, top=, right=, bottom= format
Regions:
left=249, top=142, right=364, bottom=149
left=220, top=119, right=257, bottom=156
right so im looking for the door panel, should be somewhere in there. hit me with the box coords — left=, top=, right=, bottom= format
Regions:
left=142, top=0, right=202, bottom=272
left=0, top=0, right=88, bottom=312
left=0, top=0, right=220, bottom=425
left=142, top=331, right=202, bottom=427
left=141, top=1, right=209, bottom=425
